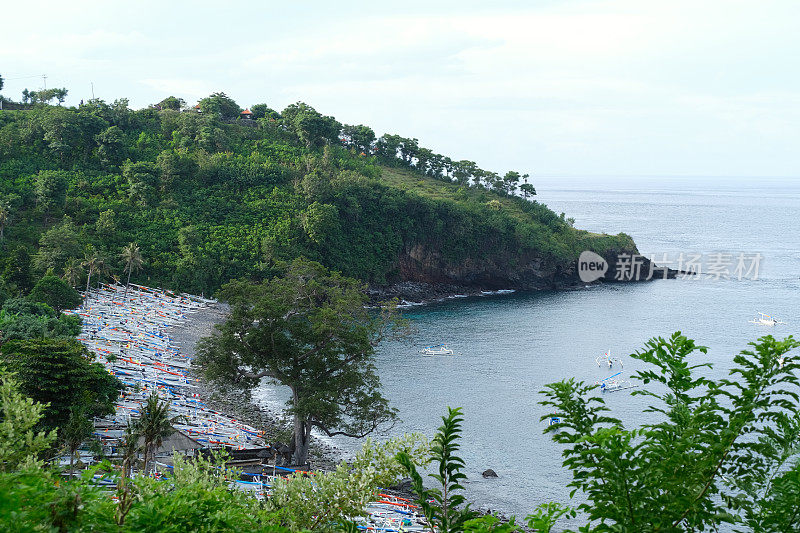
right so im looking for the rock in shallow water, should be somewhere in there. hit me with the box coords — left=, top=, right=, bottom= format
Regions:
left=482, top=469, right=498, bottom=478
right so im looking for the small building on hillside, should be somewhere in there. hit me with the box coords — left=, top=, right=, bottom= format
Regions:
left=240, top=108, right=253, bottom=119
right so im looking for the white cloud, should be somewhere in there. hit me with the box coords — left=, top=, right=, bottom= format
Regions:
left=2, top=0, right=799, bottom=176
left=140, top=78, right=218, bottom=101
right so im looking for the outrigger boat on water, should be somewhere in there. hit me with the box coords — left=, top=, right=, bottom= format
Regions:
left=596, top=349, right=623, bottom=369
left=419, top=344, right=456, bottom=356
left=749, top=312, right=785, bottom=326
left=597, top=371, right=638, bottom=393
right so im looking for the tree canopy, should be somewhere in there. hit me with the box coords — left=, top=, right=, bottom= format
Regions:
left=196, top=257, right=401, bottom=465
left=198, top=92, right=241, bottom=119
left=28, top=274, right=82, bottom=311
left=0, top=338, right=122, bottom=432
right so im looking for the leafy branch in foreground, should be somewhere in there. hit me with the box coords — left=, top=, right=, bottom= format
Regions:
left=0, top=371, right=56, bottom=472
left=540, top=332, right=800, bottom=532
left=397, top=407, right=479, bottom=533
left=271, top=433, right=429, bottom=531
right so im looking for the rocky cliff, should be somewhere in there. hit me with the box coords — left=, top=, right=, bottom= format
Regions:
left=370, top=240, right=665, bottom=303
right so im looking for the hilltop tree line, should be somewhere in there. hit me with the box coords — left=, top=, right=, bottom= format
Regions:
left=1, top=77, right=534, bottom=195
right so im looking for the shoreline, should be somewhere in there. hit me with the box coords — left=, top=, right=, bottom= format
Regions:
left=166, top=296, right=520, bottom=517
left=368, top=265, right=685, bottom=307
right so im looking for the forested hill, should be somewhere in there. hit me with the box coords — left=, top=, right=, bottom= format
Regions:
left=0, top=93, right=636, bottom=297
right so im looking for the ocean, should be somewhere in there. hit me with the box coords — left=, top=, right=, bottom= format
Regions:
left=258, top=176, right=800, bottom=526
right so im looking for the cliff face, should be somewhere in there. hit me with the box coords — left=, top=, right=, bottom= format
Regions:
left=396, top=242, right=574, bottom=289
left=372, top=241, right=656, bottom=302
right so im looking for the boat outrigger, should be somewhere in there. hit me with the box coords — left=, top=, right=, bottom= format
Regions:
left=749, top=312, right=785, bottom=326
left=596, top=349, right=623, bottom=369
left=597, top=372, right=638, bottom=393
left=419, top=344, right=456, bottom=356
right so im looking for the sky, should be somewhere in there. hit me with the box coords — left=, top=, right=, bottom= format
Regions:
left=1, top=0, right=799, bottom=178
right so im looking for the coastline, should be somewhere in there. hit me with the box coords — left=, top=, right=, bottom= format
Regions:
left=367, top=273, right=679, bottom=307
left=167, top=302, right=344, bottom=470
left=158, top=295, right=528, bottom=518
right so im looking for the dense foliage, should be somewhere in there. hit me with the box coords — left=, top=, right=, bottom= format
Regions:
left=0, top=333, right=796, bottom=531
left=0, top=374, right=429, bottom=532
left=28, top=273, right=82, bottom=311
left=541, top=333, right=800, bottom=532
left=0, top=338, right=122, bottom=432
left=0, top=297, right=82, bottom=341
left=0, top=93, right=632, bottom=298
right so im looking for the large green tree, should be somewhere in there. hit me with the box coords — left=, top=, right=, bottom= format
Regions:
left=3, top=246, right=33, bottom=294
left=196, top=257, right=401, bottom=465
left=155, top=95, right=185, bottom=111
left=197, top=92, right=241, bottom=119
left=34, top=170, right=69, bottom=223
left=32, top=216, right=84, bottom=274
left=281, top=102, right=341, bottom=149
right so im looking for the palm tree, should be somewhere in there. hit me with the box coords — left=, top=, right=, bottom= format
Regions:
left=0, top=200, right=10, bottom=242
left=134, top=393, right=183, bottom=475
left=82, top=248, right=107, bottom=294
left=120, top=243, right=143, bottom=299
left=116, top=422, right=140, bottom=526
left=62, top=258, right=85, bottom=288
left=62, top=406, right=92, bottom=478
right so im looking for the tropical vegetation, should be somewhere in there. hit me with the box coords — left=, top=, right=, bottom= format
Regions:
left=0, top=88, right=631, bottom=300
left=0, top=332, right=797, bottom=531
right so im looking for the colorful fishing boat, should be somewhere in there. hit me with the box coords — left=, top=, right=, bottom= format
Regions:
left=749, top=312, right=785, bottom=326
left=419, top=344, right=455, bottom=356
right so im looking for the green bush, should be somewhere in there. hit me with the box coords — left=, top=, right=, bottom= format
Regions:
left=28, top=274, right=82, bottom=311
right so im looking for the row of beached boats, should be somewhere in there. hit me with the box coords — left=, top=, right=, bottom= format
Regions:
left=69, top=283, right=268, bottom=455
left=71, top=283, right=429, bottom=531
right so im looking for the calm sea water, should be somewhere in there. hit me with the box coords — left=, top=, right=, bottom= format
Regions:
left=259, top=176, right=800, bottom=525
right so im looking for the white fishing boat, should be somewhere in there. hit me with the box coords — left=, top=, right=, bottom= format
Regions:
left=749, top=312, right=785, bottom=326
left=596, top=349, right=623, bottom=369
left=600, top=379, right=637, bottom=393
left=596, top=372, right=638, bottom=393
left=419, top=344, right=455, bottom=356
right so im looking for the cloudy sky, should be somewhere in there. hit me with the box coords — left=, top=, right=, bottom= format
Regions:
left=2, top=0, right=798, bottom=178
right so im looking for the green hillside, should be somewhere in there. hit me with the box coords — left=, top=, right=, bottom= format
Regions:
left=0, top=93, right=634, bottom=298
